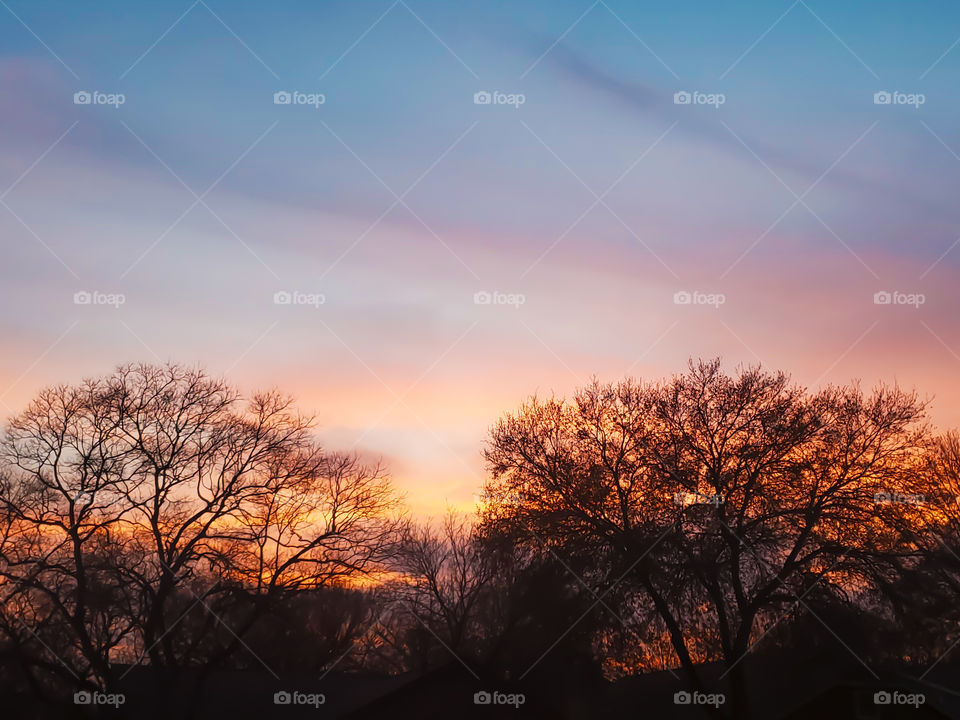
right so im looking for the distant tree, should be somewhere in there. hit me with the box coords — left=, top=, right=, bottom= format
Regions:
left=397, top=513, right=497, bottom=654
left=370, top=511, right=602, bottom=690
left=234, top=585, right=379, bottom=674
left=480, top=359, right=932, bottom=719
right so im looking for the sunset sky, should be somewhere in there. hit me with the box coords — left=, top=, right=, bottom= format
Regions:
left=2, top=1, right=960, bottom=516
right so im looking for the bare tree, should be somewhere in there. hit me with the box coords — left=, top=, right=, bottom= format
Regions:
left=231, top=451, right=400, bottom=593
left=393, top=512, right=498, bottom=662
left=481, top=359, right=931, bottom=718
left=903, top=431, right=960, bottom=660
left=0, top=364, right=403, bottom=697
left=0, top=377, right=140, bottom=688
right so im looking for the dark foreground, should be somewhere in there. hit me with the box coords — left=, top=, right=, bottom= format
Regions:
left=4, top=648, right=958, bottom=719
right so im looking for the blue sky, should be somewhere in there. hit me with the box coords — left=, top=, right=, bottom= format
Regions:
left=2, top=1, right=960, bottom=514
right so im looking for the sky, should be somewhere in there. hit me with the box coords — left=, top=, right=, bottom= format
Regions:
left=1, top=0, right=959, bottom=516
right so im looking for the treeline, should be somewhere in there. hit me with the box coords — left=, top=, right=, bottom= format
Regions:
left=0, top=361, right=958, bottom=718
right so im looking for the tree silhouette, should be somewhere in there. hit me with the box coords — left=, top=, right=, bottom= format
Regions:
left=0, top=364, right=402, bottom=699
left=480, top=359, right=932, bottom=718
left=0, top=359, right=954, bottom=718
